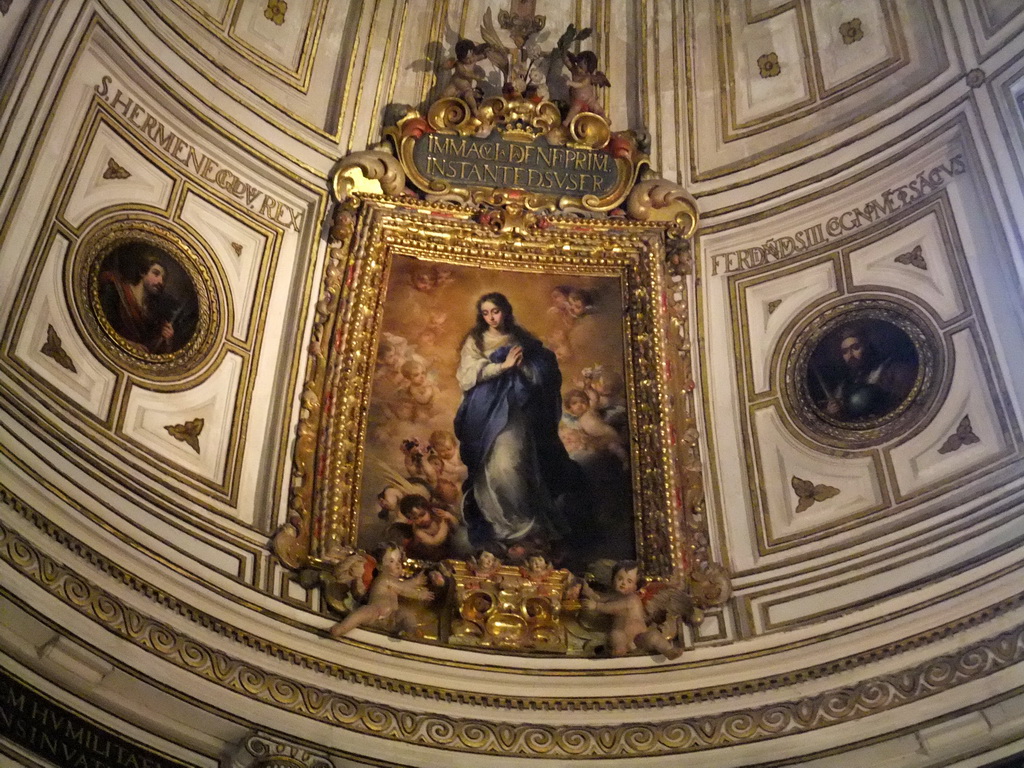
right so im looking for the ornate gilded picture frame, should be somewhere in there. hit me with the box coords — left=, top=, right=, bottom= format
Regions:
left=290, top=196, right=682, bottom=579
left=272, top=8, right=730, bottom=655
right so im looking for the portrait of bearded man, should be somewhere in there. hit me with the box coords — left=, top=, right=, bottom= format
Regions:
left=811, top=323, right=918, bottom=422
left=98, top=242, right=197, bottom=355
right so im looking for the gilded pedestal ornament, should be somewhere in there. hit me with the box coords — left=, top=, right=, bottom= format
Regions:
left=271, top=6, right=726, bottom=658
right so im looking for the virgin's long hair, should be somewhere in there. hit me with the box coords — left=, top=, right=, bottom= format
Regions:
left=462, top=292, right=540, bottom=352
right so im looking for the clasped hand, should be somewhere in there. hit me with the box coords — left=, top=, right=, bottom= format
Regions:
left=501, top=345, right=524, bottom=370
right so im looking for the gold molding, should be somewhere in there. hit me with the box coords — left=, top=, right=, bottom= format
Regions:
left=4, top=501, right=1024, bottom=756
left=4, top=483, right=1024, bottom=697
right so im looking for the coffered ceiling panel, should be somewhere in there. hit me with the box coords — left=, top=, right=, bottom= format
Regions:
left=687, top=0, right=952, bottom=182
left=120, top=352, right=243, bottom=485
left=701, top=113, right=1023, bottom=605
left=888, top=328, right=1010, bottom=498
left=963, top=0, right=1024, bottom=59
left=178, top=192, right=272, bottom=343
left=0, top=8, right=326, bottom=599
left=752, top=404, right=887, bottom=541
left=846, top=212, right=967, bottom=323
left=743, top=259, right=840, bottom=395
left=63, top=121, right=177, bottom=226
left=11, top=235, right=119, bottom=421
left=133, top=0, right=365, bottom=136
left=230, top=0, right=323, bottom=76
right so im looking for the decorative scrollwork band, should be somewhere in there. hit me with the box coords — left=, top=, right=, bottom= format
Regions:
left=2, top=490, right=1023, bottom=757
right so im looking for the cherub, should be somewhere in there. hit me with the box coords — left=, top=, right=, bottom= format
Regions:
left=427, top=308, right=448, bottom=334
left=546, top=328, right=572, bottom=364
left=426, top=453, right=461, bottom=507
left=329, top=543, right=433, bottom=638
left=414, top=328, right=441, bottom=369
left=441, top=38, right=491, bottom=112
left=559, top=389, right=628, bottom=464
left=547, top=285, right=572, bottom=320
left=471, top=548, right=502, bottom=578
left=434, top=267, right=456, bottom=291
left=375, top=334, right=410, bottom=396
left=521, top=553, right=554, bottom=584
left=319, top=549, right=377, bottom=617
left=582, top=365, right=627, bottom=431
left=376, top=485, right=406, bottom=523
left=428, top=429, right=468, bottom=485
left=581, top=561, right=686, bottom=659
left=460, top=548, right=504, bottom=592
left=401, top=494, right=461, bottom=561
left=562, top=50, right=610, bottom=125
left=566, top=288, right=595, bottom=319
left=410, top=266, right=436, bottom=295
left=397, top=359, right=438, bottom=421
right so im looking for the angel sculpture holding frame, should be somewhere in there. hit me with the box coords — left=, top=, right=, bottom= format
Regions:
left=329, top=543, right=435, bottom=639
left=581, top=560, right=692, bottom=659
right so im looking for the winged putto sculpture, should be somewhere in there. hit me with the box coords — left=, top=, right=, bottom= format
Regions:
left=581, top=560, right=700, bottom=659
left=436, top=6, right=609, bottom=128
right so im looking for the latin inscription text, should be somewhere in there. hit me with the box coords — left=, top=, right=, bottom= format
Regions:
left=710, top=155, right=967, bottom=276
left=95, top=76, right=304, bottom=233
left=414, top=134, right=617, bottom=195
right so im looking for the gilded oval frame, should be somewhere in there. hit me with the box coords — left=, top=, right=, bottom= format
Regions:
left=71, top=215, right=220, bottom=380
left=783, top=298, right=942, bottom=449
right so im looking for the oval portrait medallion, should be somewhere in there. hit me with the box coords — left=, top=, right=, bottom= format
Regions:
left=784, top=300, right=941, bottom=448
left=73, top=218, right=219, bottom=378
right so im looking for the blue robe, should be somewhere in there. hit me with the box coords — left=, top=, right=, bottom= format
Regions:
left=454, top=337, right=590, bottom=550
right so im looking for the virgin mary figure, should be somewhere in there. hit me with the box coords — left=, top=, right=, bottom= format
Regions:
left=453, top=292, right=591, bottom=558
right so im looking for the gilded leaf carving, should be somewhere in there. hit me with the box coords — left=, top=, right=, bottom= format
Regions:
left=791, top=476, right=840, bottom=513
left=40, top=324, right=76, bottom=372
left=164, top=417, right=203, bottom=453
